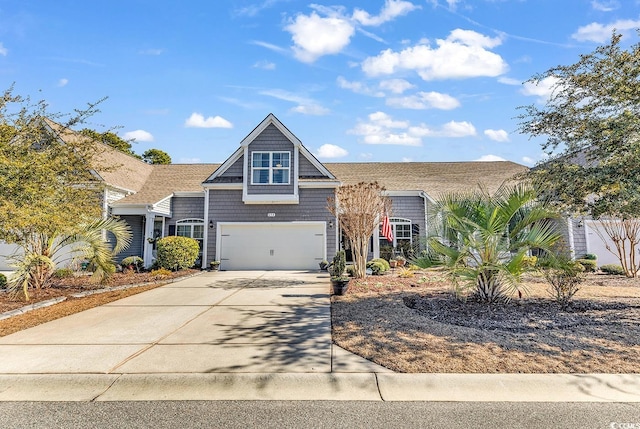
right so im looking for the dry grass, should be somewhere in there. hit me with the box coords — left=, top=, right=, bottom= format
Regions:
left=0, top=269, right=200, bottom=337
left=332, top=269, right=640, bottom=373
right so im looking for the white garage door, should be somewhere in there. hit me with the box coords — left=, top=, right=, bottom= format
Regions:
left=218, top=222, right=326, bottom=270
left=585, top=220, right=629, bottom=266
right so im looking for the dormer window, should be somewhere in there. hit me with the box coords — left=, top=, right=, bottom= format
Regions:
left=251, top=151, right=290, bottom=185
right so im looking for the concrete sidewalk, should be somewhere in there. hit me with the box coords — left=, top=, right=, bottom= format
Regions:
left=1, top=270, right=640, bottom=402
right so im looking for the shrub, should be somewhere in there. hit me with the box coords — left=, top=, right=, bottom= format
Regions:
left=330, top=250, right=347, bottom=280
left=397, top=267, right=414, bottom=278
left=600, top=264, right=625, bottom=275
left=576, top=259, right=597, bottom=272
left=581, top=253, right=597, bottom=260
left=522, top=255, right=538, bottom=268
left=155, top=236, right=200, bottom=271
left=150, top=268, right=173, bottom=280
left=0, top=273, right=6, bottom=289
left=121, top=256, right=144, bottom=272
left=370, top=258, right=390, bottom=272
left=53, top=268, right=74, bottom=279
left=346, top=265, right=356, bottom=277
left=539, top=256, right=585, bottom=309
left=367, top=261, right=386, bottom=275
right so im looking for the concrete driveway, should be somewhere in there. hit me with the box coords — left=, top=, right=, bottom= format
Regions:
left=0, top=270, right=381, bottom=375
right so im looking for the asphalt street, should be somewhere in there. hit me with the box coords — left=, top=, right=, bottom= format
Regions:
left=2, top=401, right=640, bottom=429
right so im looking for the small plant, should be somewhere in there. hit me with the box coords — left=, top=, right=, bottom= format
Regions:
left=395, top=255, right=407, bottom=267
left=121, top=256, right=144, bottom=273
left=369, top=258, right=390, bottom=272
left=600, top=264, right=625, bottom=275
left=576, top=259, right=597, bottom=272
left=367, top=261, right=386, bottom=275
left=581, top=253, right=597, bottom=260
left=319, top=260, right=329, bottom=270
left=210, top=260, right=220, bottom=271
left=156, top=236, right=200, bottom=271
left=0, top=273, right=7, bottom=289
left=150, top=267, right=173, bottom=280
left=539, top=255, right=585, bottom=309
left=345, top=265, right=356, bottom=277
left=53, top=268, right=74, bottom=279
left=397, top=267, right=414, bottom=278
left=522, top=255, right=538, bottom=268
left=330, top=251, right=347, bottom=281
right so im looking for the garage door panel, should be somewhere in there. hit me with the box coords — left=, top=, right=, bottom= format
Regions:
left=219, top=223, right=325, bottom=270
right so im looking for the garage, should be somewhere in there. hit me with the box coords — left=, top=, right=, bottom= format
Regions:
left=217, top=222, right=326, bottom=270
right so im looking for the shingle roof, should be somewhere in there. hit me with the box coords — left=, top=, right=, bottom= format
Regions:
left=324, top=161, right=527, bottom=197
left=112, top=164, right=220, bottom=205
left=44, top=118, right=154, bottom=193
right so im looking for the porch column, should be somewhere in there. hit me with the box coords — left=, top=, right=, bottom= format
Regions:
left=143, top=211, right=155, bottom=268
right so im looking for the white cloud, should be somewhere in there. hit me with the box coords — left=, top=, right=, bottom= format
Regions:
left=0, top=42, right=7, bottom=56
left=362, top=29, right=507, bottom=80
left=250, top=40, right=289, bottom=54
left=253, top=60, right=276, bottom=70
left=315, top=143, right=349, bottom=158
left=591, top=1, right=619, bottom=12
left=379, top=78, right=414, bottom=94
left=572, top=19, right=640, bottom=43
left=521, top=76, right=560, bottom=102
left=185, top=113, right=233, bottom=128
left=285, top=9, right=355, bottom=63
left=57, top=78, right=69, bottom=87
left=353, top=0, right=420, bottom=26
left=337, top=76, right=384, bottom=96
left=498, top=77, right=521, bottom=85
left=484, top=129, right=509, bottom=142
left=476, top=154, right=506, bottom=162
left=386, top=91, right=460, bottom=110
left=348, top=111, right=475, bottom=146
left=291, top=104, right=330, bottom=115
left=123, top=129, right=154, bottom=142
left=521, top=156, right=535, bottom=166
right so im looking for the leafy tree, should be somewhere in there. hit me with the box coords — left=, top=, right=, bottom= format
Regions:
left=421, top=183, right=561, bottom=303
left=327, top=182, right=392, bottom=278
left=142, top=148, right=171, bottom=164
left=517, top=32, right=640, bottom=276
left=80, top=128, right=141, bottom=159
left=0, top=86, right=131, bottom=297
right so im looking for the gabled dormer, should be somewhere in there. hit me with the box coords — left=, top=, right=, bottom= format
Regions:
left=203, top=113, right=337, bottom=204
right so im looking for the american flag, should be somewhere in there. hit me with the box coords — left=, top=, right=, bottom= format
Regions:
left=381, top=215, right=393, bottom=242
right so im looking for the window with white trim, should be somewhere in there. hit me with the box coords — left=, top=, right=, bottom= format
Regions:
left=251, top=151, right=290, bottom=185
left=379, top=218, right=415, bottom=256
left=175, top=219, right=204, bottom=265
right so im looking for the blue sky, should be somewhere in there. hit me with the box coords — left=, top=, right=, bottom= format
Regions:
left=1, top=0, right=639, bottom=165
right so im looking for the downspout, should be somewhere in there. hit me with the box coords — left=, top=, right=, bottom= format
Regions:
left=567, top=216, right=576, bottom=260
left=420, top=191, right=429, bottom=252
left=202, top=188, right=210, bottom=269
left=142, top=206, right=155, bottom=268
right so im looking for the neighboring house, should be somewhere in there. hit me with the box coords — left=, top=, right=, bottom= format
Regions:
left=9, top=113, right=601, bottom=271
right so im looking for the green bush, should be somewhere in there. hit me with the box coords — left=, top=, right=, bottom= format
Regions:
left=155, top=236, right=200, bottom=271
left=345, top=265, right=356, bottom=277
left=576, top=259, right=597, bottom=272
left=53, top=268, right=74, bottom=279
left=581, top=253, right=598, bottom=260
left=0, top=273, right=6, bottom=289
left=522, top=255, right=538, bottom=268
left=539, top=255, right=585, bottom=309
left=370, top=258, right=390, bottom=272
left=330, top=250, right=347, bottom=279
left=367, top=261, right=386, bottom=275
left=121, top=256, right=144, bottom=272
left=600, top=264, right=625, bottom=275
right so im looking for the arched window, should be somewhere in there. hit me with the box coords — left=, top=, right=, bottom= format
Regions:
left=379, top=217, right=416, bottom=258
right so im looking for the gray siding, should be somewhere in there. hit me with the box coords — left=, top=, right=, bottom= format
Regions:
left=569, top=217, right=588, bottom=258
left=117, top=215, right=144, bottom=261
left=206, top=188, right=336, bottom=264
left=247, top=124, right=295, bottom=195
left=391, top=195, right=427, bottom=249
left=166, top=197, right=205, bottom=234
left=299, top=155, right=328, bottom=178
left=219, top=155, right=244, bottom=180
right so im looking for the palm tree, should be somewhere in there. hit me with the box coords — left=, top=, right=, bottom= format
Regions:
left=424, top=183, right=561, bottom=303
left=10, top=217, right=131, bottom=300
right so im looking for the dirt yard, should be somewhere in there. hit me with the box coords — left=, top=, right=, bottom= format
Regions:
left=0, top=269, right=200, bottom=337
left=332, top=269, right=640, bottom=373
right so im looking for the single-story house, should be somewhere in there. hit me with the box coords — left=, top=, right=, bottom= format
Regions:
left=0, top=114, right=613, bottom=270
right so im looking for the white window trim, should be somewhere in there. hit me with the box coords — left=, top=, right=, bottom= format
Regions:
left=175, top=218, right=205, bottom=240
left=380, top=217, right=413, bottom=248
left=251, top=151, right=291, bottom=185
